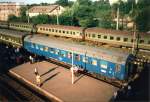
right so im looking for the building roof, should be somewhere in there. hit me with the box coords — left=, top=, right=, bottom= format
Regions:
left=28, top=5, right=61, bottom=13
left=24, top=34, right=129, bottom=64
left=37, top=24, right=84, bottom=31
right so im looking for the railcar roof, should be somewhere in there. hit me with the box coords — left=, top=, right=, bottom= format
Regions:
left=37, top=24, right=84, bottom=31
left=9, top=22, right=34, bottom=26
left=0, top=29, right=27, bottom=37
left=86, top=27, right=149, bottom=36
left=25, top=35, right=129, bottom=64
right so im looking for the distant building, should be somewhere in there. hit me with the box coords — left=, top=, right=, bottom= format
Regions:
left=28, top=5, right=65, bottom=17
left=0, top=2, right=23, bottom=21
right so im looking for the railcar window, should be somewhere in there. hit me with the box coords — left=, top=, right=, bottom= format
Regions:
left=100, top=61, right=107, bottom=69
left=40, top=28, right=42, bottom=30
left=73, top=32, right=75, bottom=35
left=98, top=35, right=101, bottom=38
left=66, top=31, right=69, bottom=34
left=92, top=59, right=97, bottom=66
left=40, top=47, right=43, bottom=51
left=116, top=37, right=120, bottom=41
left=115, top=64, right=121, bottom=72
left=110, top=36, right=114, bottom=40
left=83, top=57, right=88, bottom=63
left=88, top=34, right=91, bottom=37
left=131, top=39, right=133, bottom=42
left=104, top=36, right=107, bottom=39
left=75, top=54, right=80, bottom=61
left=140, top=40, right=144, bottom=43
left=60, top=51, right=66, bottom=57
left=43, top=28, right=45, bottom=31
left=55, top=49, right=59, bottom=55
left=67, top=52, right=72, bottom=58
left=55, top=30, right=58, bottom=32
left=46, top=28, right=48, bottom=31
left=123, top=38, right=128, bottom=42
left=59, top=30, right=61, bottom=33
left=49, top=29, right=51, bottom=32
left=52, top=29, right=54, bottom=32
left=70, top=31, right=72, bottom=34
left=35, top=45, right=39, bottom=49
left=92, top=34, right=95, bottom=38
left=44, top=47, right=48, bottom=52
left=63, top=31, right=65, bottom=33
left=49, top=48, right=54, bottom=53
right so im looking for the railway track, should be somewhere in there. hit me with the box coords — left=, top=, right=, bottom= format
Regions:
left=0, top=73, right=51, bottom=102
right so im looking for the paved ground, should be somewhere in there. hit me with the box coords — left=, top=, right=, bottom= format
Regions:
left=9, top=61, right=118, bottom=102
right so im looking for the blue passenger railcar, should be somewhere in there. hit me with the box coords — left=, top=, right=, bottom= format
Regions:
left=24, top=35, right=135, bottom=81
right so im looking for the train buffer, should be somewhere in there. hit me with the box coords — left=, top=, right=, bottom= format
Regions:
left=9, top=61, right=118, bottom=102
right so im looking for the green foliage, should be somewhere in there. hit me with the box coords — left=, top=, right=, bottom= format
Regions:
left=8, top=15, right=19, bottom=22
left=31, top=14, right=50, bottom=24
left=56, top=0, right=69, bottom=7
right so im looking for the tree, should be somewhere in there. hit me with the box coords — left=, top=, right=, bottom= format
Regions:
left=31, top=14, right=50, bottom=24
left=20, top=6, right=28, bottom=22
left=8, top=14, right=19, bottom=22
left=55, top=0, right=69, bottom=7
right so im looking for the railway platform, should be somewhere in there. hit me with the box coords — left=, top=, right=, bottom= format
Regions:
left=9, top=61, right=118, bottom=102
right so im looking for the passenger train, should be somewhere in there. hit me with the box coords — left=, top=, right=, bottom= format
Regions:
left=0, top=28, right=138, bottom=86
left=0, top=21, right=149, bottom=50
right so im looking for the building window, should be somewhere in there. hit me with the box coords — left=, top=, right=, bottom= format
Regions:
left=116, top=37, right=120, bottom=41
left=98, top=35, right=101, bottom=38
left=140, top=40, right=144, bottom=43
left=104, top=36, right=107, bottom=39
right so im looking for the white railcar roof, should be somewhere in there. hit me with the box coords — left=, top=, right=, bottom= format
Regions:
left=25, top=35, right=130, bottom=64
left=0, top=29, right=27, bottom=37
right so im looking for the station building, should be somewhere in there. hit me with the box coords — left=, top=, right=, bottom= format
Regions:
left=28, top=5, right=65, bottom=17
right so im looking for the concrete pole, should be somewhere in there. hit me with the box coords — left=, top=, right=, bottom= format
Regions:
left=56, top=7, right=59, bottom=25
left=116, top=6, right=119, bottom=30
left=132, top=24, right=136, bottom=54
left=71, top=50, right=74, bottom=84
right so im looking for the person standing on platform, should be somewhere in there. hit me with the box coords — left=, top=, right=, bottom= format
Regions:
left=29, top=55, right=33, bottom=64
left=36, top=73, right=41, bottom=87
left=34, top=67, right=38, bottom=75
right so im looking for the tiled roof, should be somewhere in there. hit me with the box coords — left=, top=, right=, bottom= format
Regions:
left=28, top=5, right=60, bottom=13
